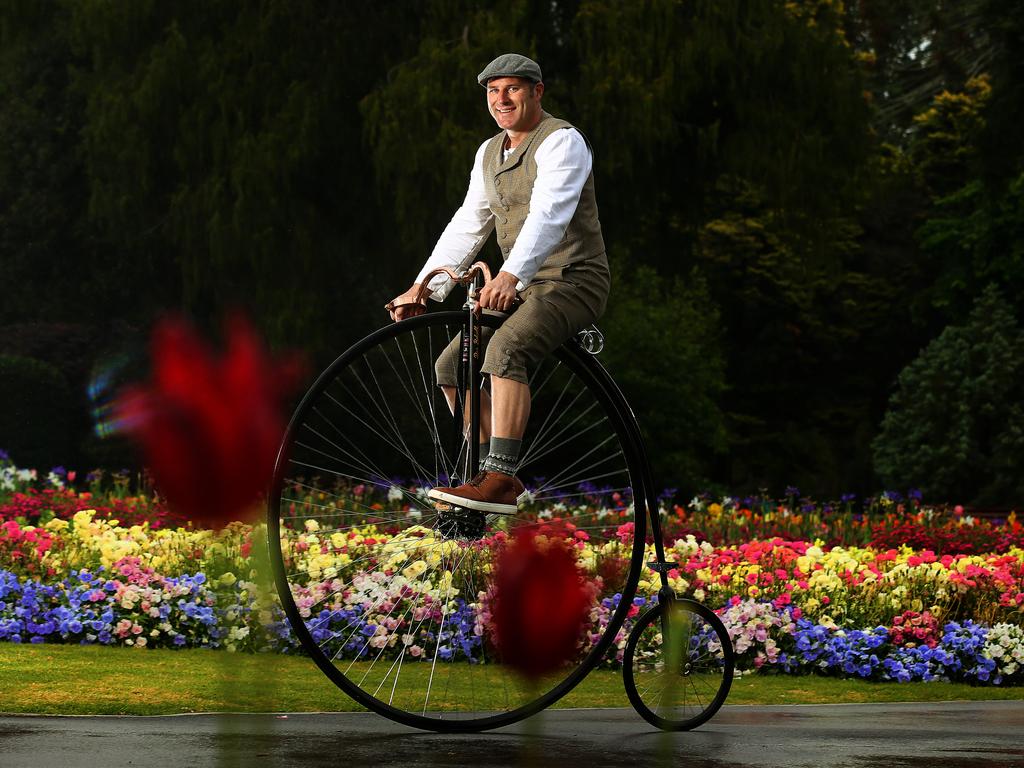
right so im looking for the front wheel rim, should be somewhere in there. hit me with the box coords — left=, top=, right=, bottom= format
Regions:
left=267, top=312, right=647, bottom=731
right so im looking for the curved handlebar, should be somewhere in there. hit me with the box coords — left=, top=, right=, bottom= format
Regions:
left=384, top=261, right=493, bottom=313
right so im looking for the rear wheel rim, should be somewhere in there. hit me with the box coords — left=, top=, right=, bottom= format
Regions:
left=267, top=311, right=647, bottom=731
left=623, top=599, right=734, bottom=731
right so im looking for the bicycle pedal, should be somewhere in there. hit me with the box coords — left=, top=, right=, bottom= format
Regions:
left=432, top=501, right=456, bottom=512
left=647, top=560, right=677, bottom=574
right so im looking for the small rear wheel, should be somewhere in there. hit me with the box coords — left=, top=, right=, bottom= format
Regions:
left=623, top=598, right=734, bottom=731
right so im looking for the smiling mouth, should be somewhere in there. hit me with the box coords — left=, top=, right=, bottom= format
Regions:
left=496, top=107, right=514, bottom=114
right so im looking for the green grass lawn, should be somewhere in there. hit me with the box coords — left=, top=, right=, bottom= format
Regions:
left=1, top=644, right=1022, bottom=716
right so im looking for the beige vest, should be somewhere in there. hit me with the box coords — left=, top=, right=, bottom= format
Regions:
left=483, top=113, right=606, bottom=279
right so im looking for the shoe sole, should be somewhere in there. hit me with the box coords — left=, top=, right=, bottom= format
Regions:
left=427, top=488, right=528, bottom=515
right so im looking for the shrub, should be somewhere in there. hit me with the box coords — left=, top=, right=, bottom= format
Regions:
left=872, top=286, right=1024, bottom=505
left=0, top=355, right=74, bottom=470
left=600, top=259, right=728, bottom=489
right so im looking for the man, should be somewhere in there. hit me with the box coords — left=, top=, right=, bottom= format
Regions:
left=388, top=53, right=610, bottom=514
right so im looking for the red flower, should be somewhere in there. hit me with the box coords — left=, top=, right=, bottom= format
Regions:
left=490, top=529, right=591, bottom=680
left=115, top=314, right=304, bottom=527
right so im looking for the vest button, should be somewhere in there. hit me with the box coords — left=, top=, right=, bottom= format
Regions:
left=495, top=179, right=501, bottom=187
left=502, top=205, right=510, bottom=211
left=501, top=232, right=507, bottom=239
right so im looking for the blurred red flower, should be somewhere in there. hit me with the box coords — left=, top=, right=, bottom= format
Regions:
left=490, top=529, right=591, bottom=680
left=115, top=314, right=304, bottom=527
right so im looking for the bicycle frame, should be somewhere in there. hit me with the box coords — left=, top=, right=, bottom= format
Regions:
left=451, top=271, right=486, bottom=486
left=449, top=274, right=677, bottom=603
left=270, top=263, right=734, bottom=732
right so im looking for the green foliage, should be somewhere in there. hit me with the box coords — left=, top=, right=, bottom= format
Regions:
left=977, top=0, right=1024, bottom=187
left=910, top=76, right=1024, bottom=323
left=910, top=75, right=991, bottom=199
left=599, top=259, right=727, bottom=489
left=574, top=0, right=872, bottom=252
left=360, top=4, right=524, bottom=265
left=695, top=175, right=899, bottom=494
left=65, top=1, right=420, bottom=351
left=0, top=355, right=74, bottom=470
left=873, top=286, right=1024, bottom=504
left=0, top=2, right=90, bottom=325
left=3, top=0, right=1023, bottom=501
left=846, top=0, right=997, bottom=140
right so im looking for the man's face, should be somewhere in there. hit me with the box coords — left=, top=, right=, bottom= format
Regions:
left=486, top=77, right=544, bottom=134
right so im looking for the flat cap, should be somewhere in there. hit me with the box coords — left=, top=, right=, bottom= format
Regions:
left=477, top=53, right=543, bottom=86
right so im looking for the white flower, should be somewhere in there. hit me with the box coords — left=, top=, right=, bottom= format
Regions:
left=387, top=485, right=404, bottom=502
left=983, top=623, right=1024, bottom=679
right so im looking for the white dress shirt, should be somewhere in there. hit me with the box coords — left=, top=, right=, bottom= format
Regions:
left=415, top=127, right=593, bottom=300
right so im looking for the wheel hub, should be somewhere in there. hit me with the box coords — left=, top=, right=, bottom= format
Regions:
left=434, top=502, right=488, bottom=540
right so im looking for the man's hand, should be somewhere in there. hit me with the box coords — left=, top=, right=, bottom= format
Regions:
left=388, top=283, right=427, bottom=322
left=477, top=271, right=520, bottom=312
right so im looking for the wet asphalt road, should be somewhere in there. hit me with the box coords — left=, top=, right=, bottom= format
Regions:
left=0, top=702, right=1022, bottom=768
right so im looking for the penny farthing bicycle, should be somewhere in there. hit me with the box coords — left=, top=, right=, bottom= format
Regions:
left=267, top=263, right=734, bottom=732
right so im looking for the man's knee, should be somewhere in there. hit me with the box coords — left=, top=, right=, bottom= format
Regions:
left=434, top=345, right=459, bottom=387
left=481, top=347, right=530, bottom=385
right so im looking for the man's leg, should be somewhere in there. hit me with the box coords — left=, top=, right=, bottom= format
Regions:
left=435, top=326, right=495, bottom=464
left=429, top=274, right=603, bottom=512
left=428, top=376, right=529, bottom=513
left=440, top=385, right=493, bottom=446
left=489, top=375, right=530, bottom=441
left=472, top=374, right=530, bottom=478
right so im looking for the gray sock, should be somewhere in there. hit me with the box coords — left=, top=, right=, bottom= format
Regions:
left=482, top=436, right=521, bottom=476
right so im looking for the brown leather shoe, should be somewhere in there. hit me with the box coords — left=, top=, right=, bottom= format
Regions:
left=428, top=471, right=527, bottom=515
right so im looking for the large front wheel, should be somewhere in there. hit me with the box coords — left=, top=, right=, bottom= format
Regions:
left=623, top=599, right=734, bottom=731
left=267, top=311, right=647, bottom=731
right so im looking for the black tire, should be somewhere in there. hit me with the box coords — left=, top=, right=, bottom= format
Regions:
left=623, top=598, right=734, bottom=731
left=267, top=311, right=647, bottom=732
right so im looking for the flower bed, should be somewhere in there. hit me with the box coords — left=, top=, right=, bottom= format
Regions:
left=1, top=510, right=1022, bottom=684
left=2, top=563, right=1022, bottom=686
left=2, top=455, right=1023, bottom=684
